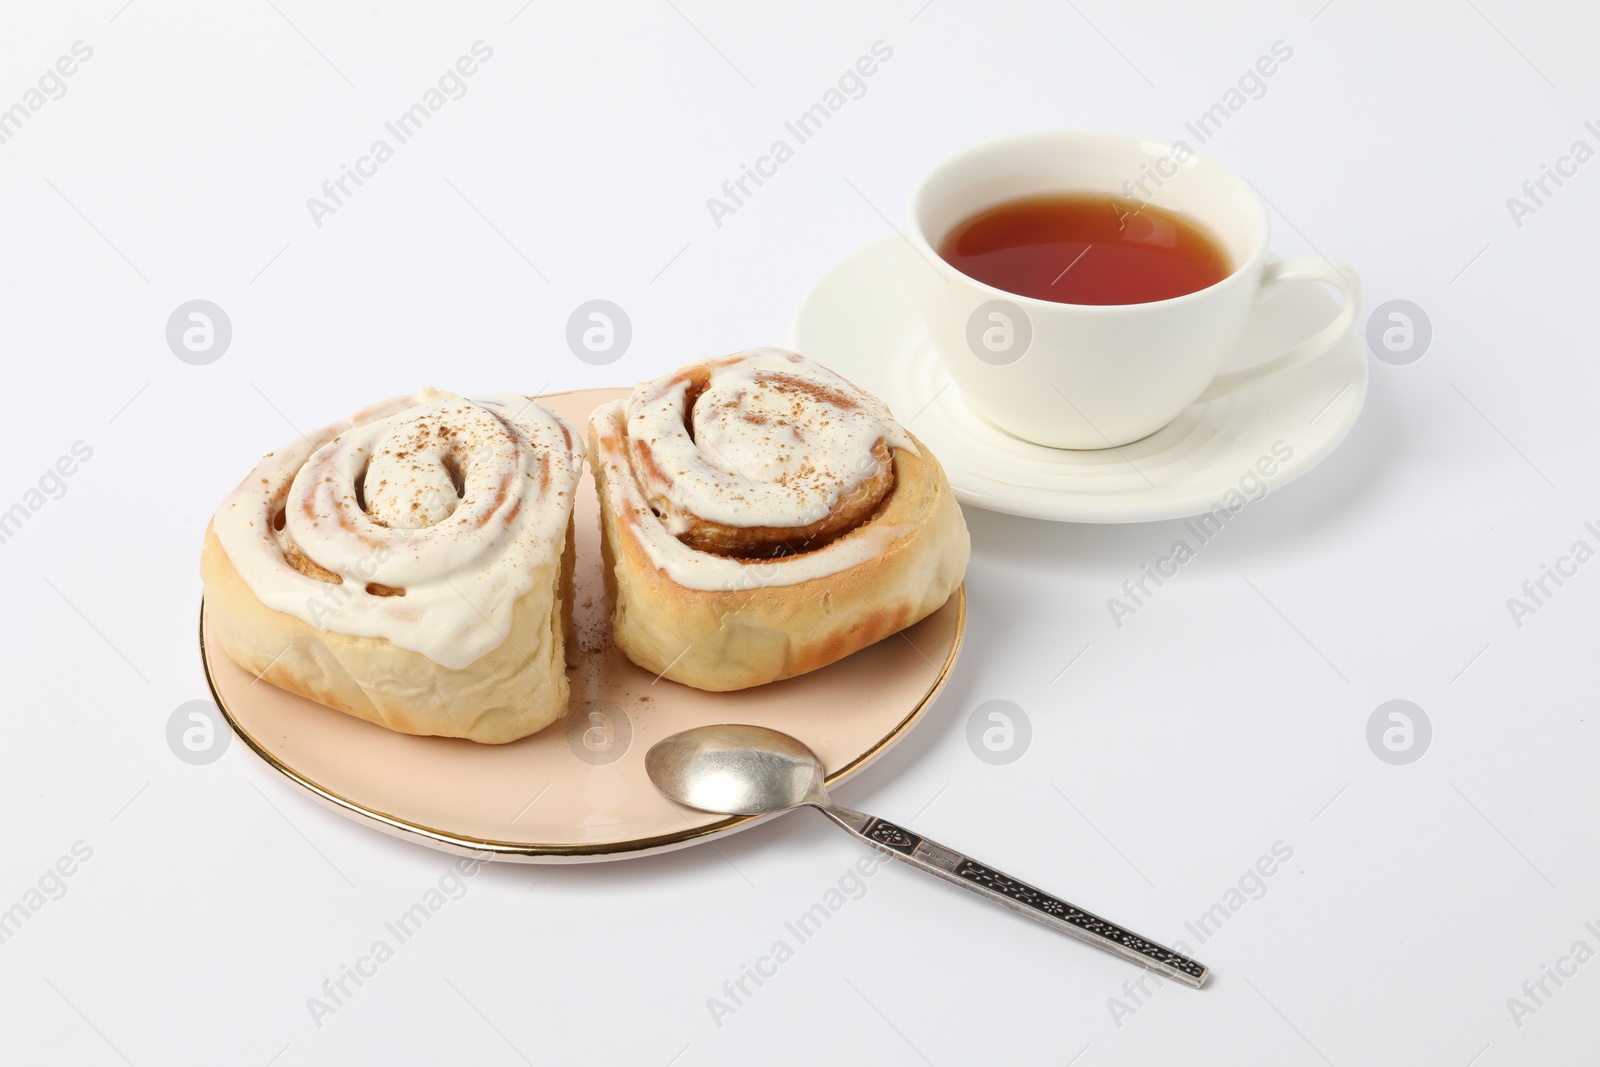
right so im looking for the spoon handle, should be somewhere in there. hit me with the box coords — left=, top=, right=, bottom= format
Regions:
left=817, top=803, right=1208, bottom=988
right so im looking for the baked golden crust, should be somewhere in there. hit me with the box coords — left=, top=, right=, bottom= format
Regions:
left=201, top=521, right=573, bottom=744
left=589, top=400, right=969, bottom=691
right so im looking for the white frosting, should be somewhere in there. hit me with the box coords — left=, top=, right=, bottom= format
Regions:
left=596, top=349, right=917, bottom=591
left=624, top=347, right=915, bottom=535
left=213, top=390, right=583, bottom=669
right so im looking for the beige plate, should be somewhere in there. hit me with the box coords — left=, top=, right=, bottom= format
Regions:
left=200, top=387, right=966, bottom=863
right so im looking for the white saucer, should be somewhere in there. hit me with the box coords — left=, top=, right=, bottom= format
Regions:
left=789, top=234, right=1369, bottom=523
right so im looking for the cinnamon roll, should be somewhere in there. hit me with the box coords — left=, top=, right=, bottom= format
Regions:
left=589, top=349, right=969, bottom=691
left=201, top=388, right=584, bottom=744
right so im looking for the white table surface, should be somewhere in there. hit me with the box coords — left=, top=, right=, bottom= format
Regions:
left=2, top=1, right=1594, bottom=1063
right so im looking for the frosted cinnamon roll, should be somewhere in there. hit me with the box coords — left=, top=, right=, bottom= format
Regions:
left=589, top=349, right=969, bottom=691
left=201, top=388, right=584, bottom=744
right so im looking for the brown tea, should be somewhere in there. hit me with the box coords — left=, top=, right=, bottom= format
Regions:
left=937, top=192, right=1231, bottom=305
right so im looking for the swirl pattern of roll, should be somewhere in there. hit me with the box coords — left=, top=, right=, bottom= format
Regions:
left=589, top=348, right=969, bottom=690
left=201, top=388, right=584, bottom=743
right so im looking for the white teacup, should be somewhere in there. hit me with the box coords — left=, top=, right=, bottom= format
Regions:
left=908, top=130, right=1360, bottom=450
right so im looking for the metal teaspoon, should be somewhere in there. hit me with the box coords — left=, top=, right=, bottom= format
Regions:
left=645, top=723, right=1209, bottom=988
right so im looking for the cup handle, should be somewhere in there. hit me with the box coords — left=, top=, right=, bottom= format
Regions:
left=1194, top=257, right=1362, bottom=404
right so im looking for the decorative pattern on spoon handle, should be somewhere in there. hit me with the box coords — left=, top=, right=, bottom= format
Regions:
left=951, top=860, right=1206, bottom=983
left=832, top=812, right=1208, bottom=987
left=863, top=817, right=921, bottom=854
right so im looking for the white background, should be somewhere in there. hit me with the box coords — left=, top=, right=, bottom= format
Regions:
left=1, top=0, right=1595, bottom=1063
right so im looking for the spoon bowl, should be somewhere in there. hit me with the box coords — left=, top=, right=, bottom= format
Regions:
left=645, top=724, right=825, bottom=817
